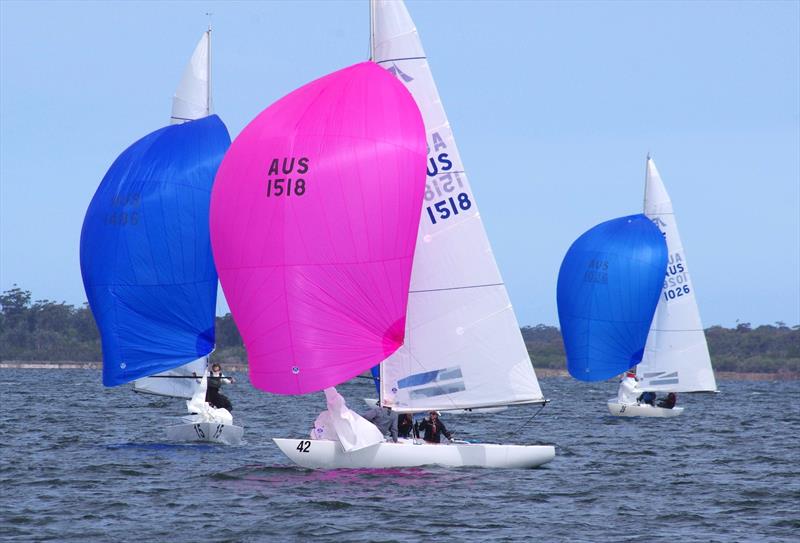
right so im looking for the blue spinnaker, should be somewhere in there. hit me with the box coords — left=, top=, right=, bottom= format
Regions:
left=557, top=214, right=667, bottom=382
left=80, top=115, right=231, bottom=386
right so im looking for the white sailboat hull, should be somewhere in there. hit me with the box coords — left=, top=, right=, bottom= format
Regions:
left=273, top=438, right=555, bottom=469
left=165, top=422, right=244, bottom=445
left=362, top=398, right=507, bottom=415
left=607, top=400, right=684, bottom=418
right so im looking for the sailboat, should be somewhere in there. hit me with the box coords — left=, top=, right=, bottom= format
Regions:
left=80, top=30, right=243, bottom=444
left=606, top=157, right=718, bottom=417
left=272, top=0, right=555, bottom=469
left=211, top=58, right=429, bottom=461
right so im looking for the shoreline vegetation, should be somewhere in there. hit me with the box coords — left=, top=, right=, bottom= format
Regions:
left=1, top=287, right=798, bottom=379
left=0, top=361, right=792, bottom=381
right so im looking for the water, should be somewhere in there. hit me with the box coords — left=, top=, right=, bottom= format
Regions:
left=1, top=370, right=798, bottom=542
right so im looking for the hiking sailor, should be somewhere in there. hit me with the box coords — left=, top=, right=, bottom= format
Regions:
left=206, top=363, right=235, bottom=411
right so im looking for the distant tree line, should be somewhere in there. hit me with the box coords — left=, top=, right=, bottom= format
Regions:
left=1, top=286, right=798, bottom=374
left=520, top=323, right=800, bottom=374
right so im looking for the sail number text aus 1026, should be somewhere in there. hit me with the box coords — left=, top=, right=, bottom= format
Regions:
left=426, top=192, right=472, bottom=224
left=664, top=285, right=690, bottom=301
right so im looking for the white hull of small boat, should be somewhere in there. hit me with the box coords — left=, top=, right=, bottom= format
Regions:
left=273, top=438, right=555, bottom=469
left=165, top=422, right=244, bottom=445
left=607, top=400, right=684, bottom=418
left=362, top=398, right=507, bottom=415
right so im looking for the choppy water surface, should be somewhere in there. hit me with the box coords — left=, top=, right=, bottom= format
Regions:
left=1, top=370, right=797, bottom=542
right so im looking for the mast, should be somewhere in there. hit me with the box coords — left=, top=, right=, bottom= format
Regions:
left=369, top=0, right=376, bottom=61
left=206, top=28, right=212, bottom=115
left=643, top=153, right=650, bottom=211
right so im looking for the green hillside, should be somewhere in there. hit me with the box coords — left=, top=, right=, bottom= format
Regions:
left=2, top=286, right=797, bottom=374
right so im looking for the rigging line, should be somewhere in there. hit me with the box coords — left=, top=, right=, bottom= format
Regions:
left=375, top=56, right=427, bottom=63
left=139, top=375, right=204, bottom=379
left=501, top=402, right=548, bottom=442
left=409, top=282, right=504, bottom=294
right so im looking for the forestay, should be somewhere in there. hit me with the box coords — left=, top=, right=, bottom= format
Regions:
left=171, top=30, right=211, bottom=124
left=372, top=0, right=544, bottom=412
left=557, top=215, right=667, bottom=382
left=80, top=114, right=230, bottom=387
left=637, top=158, right=717, bottom=392
left=210, top=62, right=427, bottom=395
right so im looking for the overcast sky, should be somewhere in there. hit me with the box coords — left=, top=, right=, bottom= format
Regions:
left=1, top=0, right=798, bottom=327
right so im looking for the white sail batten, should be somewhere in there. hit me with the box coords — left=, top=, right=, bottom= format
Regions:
left=638, top=158, right=717, bottom=393
left=373, top=0, right=543, bottom=412
left=171, top=30, right=211, bottom=124
left=132, top=355, right=208, bottom=399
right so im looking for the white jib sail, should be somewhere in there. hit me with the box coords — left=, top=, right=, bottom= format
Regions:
left=372, top=0, right=543, bottom=413
left=170, top=30, right=211, bottom=124
left=132, top=355, right=209, bottom=399
left=638, top=158, right=717, bottom=392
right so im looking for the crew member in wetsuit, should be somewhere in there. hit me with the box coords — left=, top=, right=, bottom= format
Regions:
left=657, top=392, right=677, bottom=409
left=206, top=363, right=235, bottom=411
left=418, top=411, right=453, bottom=443
left=397, top=413, right=415, bottom=439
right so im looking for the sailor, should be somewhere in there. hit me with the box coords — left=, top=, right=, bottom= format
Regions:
left=657, top=392, right=677, bottom=409
left=418, top=411, right=453, bottom=443
left=638, top=391, right=657, bottom=406
left=206, top=363, right=235, bottom=411
left=616, top=370, right=640, bottom=405
left=363, top=402, right=398, bottom=443
left=397, top=413, right=415, bottom=439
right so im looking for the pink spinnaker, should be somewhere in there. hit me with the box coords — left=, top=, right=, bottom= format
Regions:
left=210, top=62, right=426, bottom=394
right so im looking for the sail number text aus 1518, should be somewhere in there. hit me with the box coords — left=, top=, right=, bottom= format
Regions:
left=266, top=157, right=308, bottom=197
left=426, top=192, right=472, bottom=224
left=267, top=178, right=305, bottom=197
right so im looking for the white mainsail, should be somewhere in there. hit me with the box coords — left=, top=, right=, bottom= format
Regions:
left=171, top=30, right=211, bottom=124
left=134, top=30, right=214, bottom=399
left=372, top=0, right=543, bottom=412
left=637, top=158, right=717, bottom=392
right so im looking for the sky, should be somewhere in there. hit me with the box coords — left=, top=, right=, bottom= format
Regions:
left=1, top=0, right=798, bottom=328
